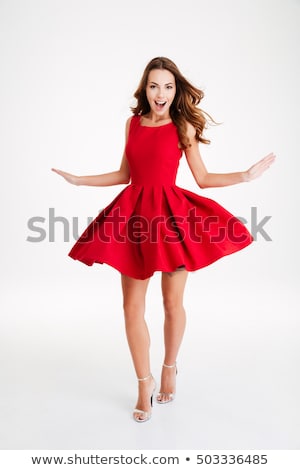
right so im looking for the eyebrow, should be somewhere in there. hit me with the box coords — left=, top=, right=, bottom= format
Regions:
left=149, top=81, right=174, bottom=86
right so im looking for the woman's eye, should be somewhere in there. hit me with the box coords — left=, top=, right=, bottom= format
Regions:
left=149, top=85, right=156, bottom=89
left=167, top=85, right=173, bottom=89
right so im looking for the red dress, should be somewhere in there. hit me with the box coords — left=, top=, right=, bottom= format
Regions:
left=69, top=116, right=253, bottom=279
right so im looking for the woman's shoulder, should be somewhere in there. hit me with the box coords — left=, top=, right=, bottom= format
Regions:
left=184, top=120, right=197, bottom=139
left=126, top=115, right=139, bottom=128
left=125, top=115, right=139, bottom=140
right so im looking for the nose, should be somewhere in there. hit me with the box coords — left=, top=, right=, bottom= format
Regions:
left=156, top=88, right=165, bottom=99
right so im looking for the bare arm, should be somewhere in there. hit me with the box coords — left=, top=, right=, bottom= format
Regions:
left=185, top=122, right=276, bottom=189
left=52, top=118, right=132, bottom=186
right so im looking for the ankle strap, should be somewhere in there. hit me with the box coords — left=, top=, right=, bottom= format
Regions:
left=163, top=362, right=177, bottom=369
left=137, top=373, right=152, bottom=382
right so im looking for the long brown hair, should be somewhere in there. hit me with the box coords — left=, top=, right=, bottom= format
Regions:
left=131, top=57, right=215, bottom=149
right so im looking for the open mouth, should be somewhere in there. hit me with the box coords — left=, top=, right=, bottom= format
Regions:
left=155, top=101, right=167, bottom=109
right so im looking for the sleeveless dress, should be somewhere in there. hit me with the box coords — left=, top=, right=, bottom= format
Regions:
left=69, top=115, right=253, bottom=279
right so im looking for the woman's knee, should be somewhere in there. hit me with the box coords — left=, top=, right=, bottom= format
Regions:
left=163, top=297, right=184, bottom=318
left=123, top=300, right=145, bottom=320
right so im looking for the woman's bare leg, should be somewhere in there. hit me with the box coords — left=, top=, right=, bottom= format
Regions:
left=157, top=269, right=188, bottom=403
left=121, top=274, right=155, bottom=420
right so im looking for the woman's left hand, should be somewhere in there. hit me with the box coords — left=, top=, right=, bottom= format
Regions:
left=244, top=153, right=276, bottom=182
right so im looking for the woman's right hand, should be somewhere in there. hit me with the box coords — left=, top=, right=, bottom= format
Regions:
left=51, top=168, right=80, bottom=185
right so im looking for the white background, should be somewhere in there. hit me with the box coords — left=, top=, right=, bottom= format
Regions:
left=0, top=0, right=299, bottom=451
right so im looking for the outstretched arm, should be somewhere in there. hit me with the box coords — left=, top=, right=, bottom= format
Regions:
left=185, top=123, right=276, bottom=189
left=51, top=118, right=132, bottom=186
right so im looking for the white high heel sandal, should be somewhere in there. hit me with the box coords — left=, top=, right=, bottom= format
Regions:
left=133, top=374, right=156, bottom=423
left=156, top=362, right=178, bottom=404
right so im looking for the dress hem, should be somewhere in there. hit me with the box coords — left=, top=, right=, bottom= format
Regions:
left=68, top=237, right=253, bottom=280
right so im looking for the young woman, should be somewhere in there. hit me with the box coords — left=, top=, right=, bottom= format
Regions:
left=52, top=57, right=275, bottom=423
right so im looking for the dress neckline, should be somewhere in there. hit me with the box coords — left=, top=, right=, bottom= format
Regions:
left=138, top=115, right=173, bottom=128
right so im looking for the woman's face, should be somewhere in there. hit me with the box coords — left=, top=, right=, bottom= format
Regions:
left=145, top=68, right=176, bottom=119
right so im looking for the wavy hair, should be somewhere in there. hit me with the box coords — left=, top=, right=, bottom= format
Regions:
left=131, top=57, right=216, bottom=149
